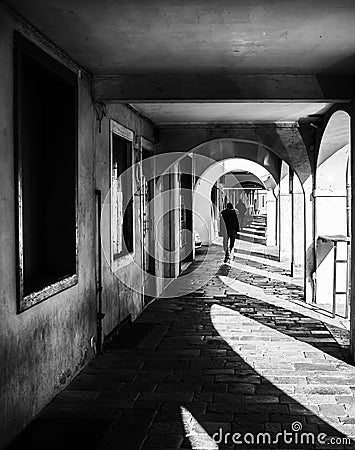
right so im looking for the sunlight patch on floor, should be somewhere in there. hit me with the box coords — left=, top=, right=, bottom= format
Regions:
left=213, top=237, right=282, bottom=268
left=233, top=248, right=286, bottom=269
left=229, top=259, right=301, bottom=286
left=210, top=304, right=355, bottom=437
left=180, top=406, right=218, bottom=450
left=218, top=275, right=349, bottom=331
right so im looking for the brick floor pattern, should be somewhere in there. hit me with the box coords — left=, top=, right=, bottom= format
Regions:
left=8, top=244, right=355, bottom=450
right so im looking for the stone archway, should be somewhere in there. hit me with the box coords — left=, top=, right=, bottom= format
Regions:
left=156, top=135, right=309, bottom=298
left=156, top=125, right=311, bottom=183
left=314, top=110, right=351, bottom=317
left=193, top=158, right=277, bottom=246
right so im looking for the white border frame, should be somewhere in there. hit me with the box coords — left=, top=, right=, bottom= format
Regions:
left=110, top=119, right=135, bottom=271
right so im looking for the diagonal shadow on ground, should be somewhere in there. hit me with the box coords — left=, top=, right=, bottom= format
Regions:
left=235, top=247, right=280, bottom=262
left=216, top=264, right=350, bottom=364
left=8, top=250, right=354, bottom=450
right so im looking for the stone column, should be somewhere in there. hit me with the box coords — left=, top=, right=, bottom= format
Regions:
left=160, top=166, right=180, bottom=280
left=170, top=165, right=181, bottom=278
left=266, top=190, right=277, bottom=246
left=279, top=163, right=292, bottom=263
left=193, top=162, right=225, bottom=245
left=303, top=176, right=314, bottom=303
left=292, top=176, right=305, bottom=273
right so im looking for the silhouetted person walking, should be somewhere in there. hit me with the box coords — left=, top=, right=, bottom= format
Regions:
left=253, top=198, right=259, bottom=215
left=236, top=198, right=247, bottom=230
left=220, top=202, right=240, bottom=263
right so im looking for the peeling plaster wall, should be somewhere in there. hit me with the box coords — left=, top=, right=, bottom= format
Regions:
left=94, top=104, right=155, bottom=336
left=0, top=8, right=97, bottom=448
left=0, top=10, right=159, bottom=446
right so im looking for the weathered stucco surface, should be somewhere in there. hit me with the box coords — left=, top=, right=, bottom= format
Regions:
left=95, top=104, right=155, bottom=336
left=0, top=9, right=97, bottom=447
left=0, top=8, right=156, bottom=447
left=2, top=1, right=355, bottom=446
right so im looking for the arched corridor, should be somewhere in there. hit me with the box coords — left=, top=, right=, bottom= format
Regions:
left=1, top=1, right=355, bottom=449
left=193, top=157, right=278, bottom=245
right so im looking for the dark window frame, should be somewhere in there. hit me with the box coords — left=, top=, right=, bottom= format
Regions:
left=140, top=138, right=156, bottom=277
left=14, top=33, right=79, bottom=312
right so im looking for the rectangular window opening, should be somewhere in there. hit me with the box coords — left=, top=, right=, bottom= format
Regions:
left=111, top=126, right=134, bottom=260
left=15, top=34, right=78, bottom=311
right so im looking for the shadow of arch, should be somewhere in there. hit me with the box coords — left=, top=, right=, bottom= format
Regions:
left=13, top=247, right=353, bottom=449
left=165, top=252, right=353, bottom=449
left=216, top=262, right=349, bottom=362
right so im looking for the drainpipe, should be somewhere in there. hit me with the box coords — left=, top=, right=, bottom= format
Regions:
left=95, top=189, right=105, bottom=355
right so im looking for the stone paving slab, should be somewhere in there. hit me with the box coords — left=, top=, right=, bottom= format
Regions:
left=8, top=243, right=355, bottom=449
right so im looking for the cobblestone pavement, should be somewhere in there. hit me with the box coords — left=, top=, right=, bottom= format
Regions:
left=9, top=243, right=355, bottom=450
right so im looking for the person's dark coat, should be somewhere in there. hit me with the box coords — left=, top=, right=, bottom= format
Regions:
left=221, top=208, right=240, bottom=237
left=236, top=201, right=247, bottom=216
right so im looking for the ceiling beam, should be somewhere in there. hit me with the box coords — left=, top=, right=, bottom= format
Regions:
left=94, top=74, right=353, bottom=103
